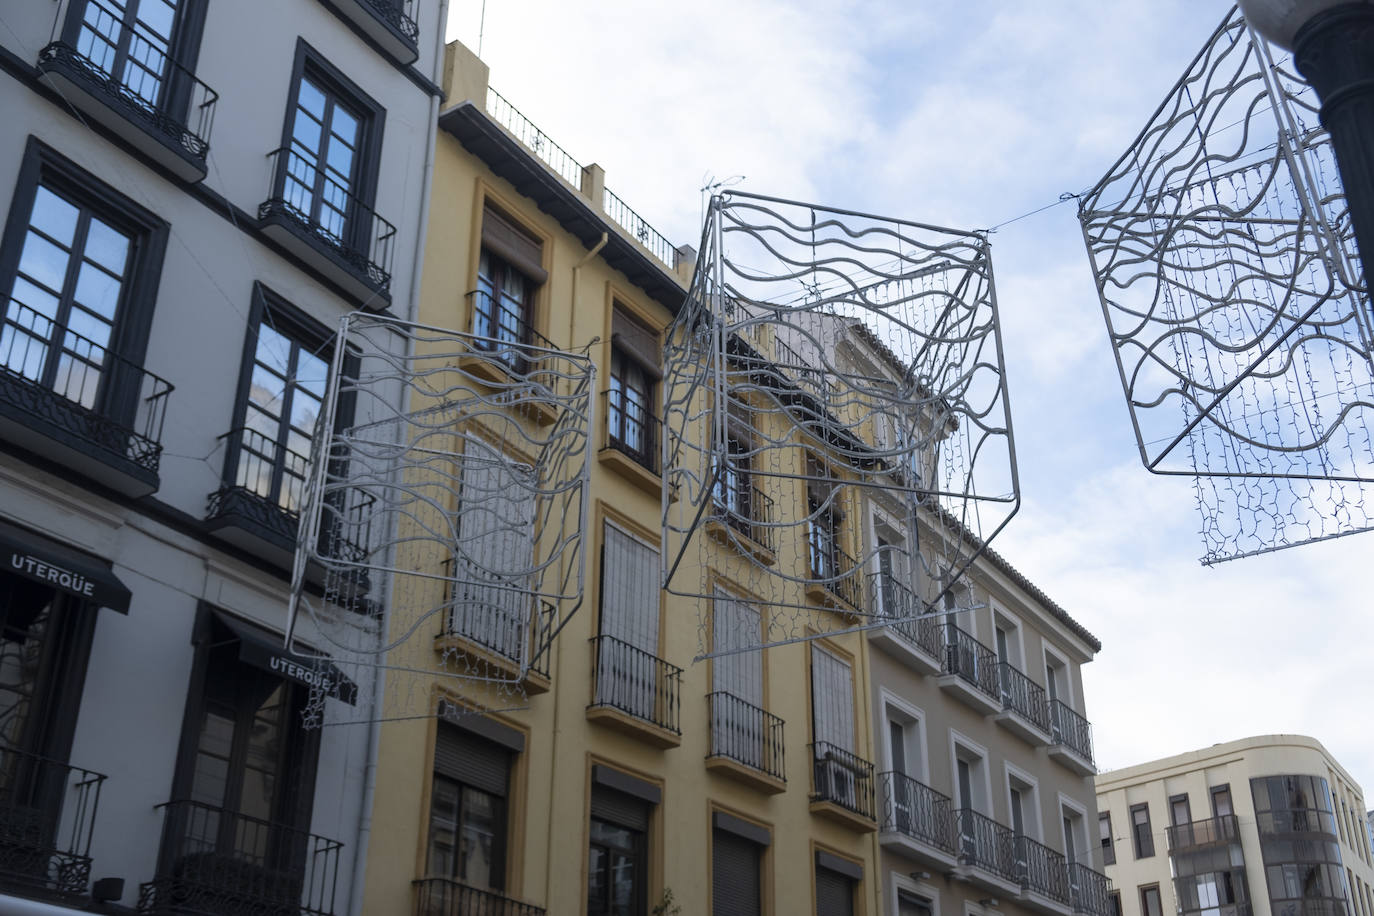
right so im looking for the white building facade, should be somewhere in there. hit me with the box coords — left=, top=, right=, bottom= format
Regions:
left=0, top=0, right=445, bottom=911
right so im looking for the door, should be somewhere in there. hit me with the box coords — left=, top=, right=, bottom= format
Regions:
left=811, top=646, right=856, bottom=808
left=711, top=592, right=764, bottom=769
left=598, top=524, right=661, bottom=719
left=73, top=0, right=186, bottom=111
left=285, top=73, right=366, bottom=245
left=453, top=452, right=535, bottom=663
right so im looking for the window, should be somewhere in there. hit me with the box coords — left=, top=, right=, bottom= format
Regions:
left=1107, top=891, right=1122, bottom=916
left=595, top=523, right=665, bottom=724
left=1211, top=785, right=1233, bottom=818
left=899, top=892, right=934, bottom=916
left=0, top=141, right=168, bottom=474
left=712, top=813, right=768, bottom=916
left=811, top=644, right=859, bottom=808
left=64, top=0, right=203, bottom=111
left=1132, top=803, right=1155, bottom=858
left=711, top=590, right=769, bottom=772
left=427, top=719, right=515, bottom=892
left=714, top=404, right=760, bottom=537
left=1140, top=885, right=1162, bottom=916
left=1063, top=804, right=1086, bottom=865
left=1171, top=794, right=1193, bottom=827
left=473, top=206, right=544, bottom=357
left=607, top=308, right=660, bottom=472
left=807, top=456, right=844, bottom=582
left=588, top=782, right=651, bottom=916
left=815, top=855, right=859, bottom=916
left=1100, top=811, right=1116, bottom=865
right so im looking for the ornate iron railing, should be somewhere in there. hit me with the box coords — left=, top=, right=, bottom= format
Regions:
left=38, top=0, right=218, bottom=163
left=485, top=88, right=585, bottom=188
left=956, top=808, right=1018, bottom=882
left=868, top=574, right=943, bottom=658
left=1167, top=813, right=1240, bottom=851
left=466, top=290, right=557, bottom=376
left=0, top=748, right=105, bottom=897
left=1050, top=700, right=1095, bottom=766
left=359, top=0, right=419, bottom=44
left=443, top=557, right=552, bottom=679
left=603, top=389, right=660, bottom=473
left=0, top=299, right=173, bottom=476
left=412, top=877, right=545, bottom=916
left=1015, top=835, right=1071, bottom=904
left=707, top=692, right=785, bottom=782
left=138, top=799, right=342, bottom=916
left=603, top=187, right=678, bottom=269
left=1068, top=862, right=1113, bottom=916
left=998, top=662, right=1052, bottom=734
left=207, top=426, right=310, bottom=538
left=807, top=524, right=861, bottom=609
left=712, top=478, right=774, bottom=552
left=809, top=741, right=876, bottom=821
left=260, top=147, right=396, bottom=291
left=942, top=624, right=1000, bottom=701
left=877, top=771, right=955, bottom=852
left=589, top=635, right=681, bottom=734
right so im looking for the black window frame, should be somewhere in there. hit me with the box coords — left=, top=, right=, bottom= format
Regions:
left=587, top=783, right=650, bottom=916
left=0, top=139, right=169, bottom=458
left=1131, top=803, right=1155, bottom=859
left=1100, top=811, right=1116, bottom=866
left=1140, top=884, right=1163, bottom=916
left=274, top=39, right=386, bottom=258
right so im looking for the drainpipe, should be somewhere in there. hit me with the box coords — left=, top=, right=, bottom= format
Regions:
left=570, top=232, right=609, bottom=344
left=346, top=3, right=449, bottom=915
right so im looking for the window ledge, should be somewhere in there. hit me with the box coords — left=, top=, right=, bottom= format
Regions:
left=585, top=705, right=681, bottom=749
left=597, top=446, right=661, bottom=497
left=434, top=634, right=550, bottom=695
left=703, top=518, right=776, bottom=567
left=808, top=799, right=876, bottom=833
left=804, top=582, right=859, bottom=617
left=455, top=355, right=559, bottom=426
left=1048, top=743, right=1096, bottom=777
left=705, top=756, right=786, bottom=795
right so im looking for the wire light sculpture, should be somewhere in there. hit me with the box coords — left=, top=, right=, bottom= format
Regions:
left=1078, top=6, right=1374, bottom=564
left=662, top=191, right=1019, bottom=660
left=287, top=312, right=594, bottom=724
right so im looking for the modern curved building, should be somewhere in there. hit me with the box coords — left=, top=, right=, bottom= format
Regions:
left=1095, top=736, right=1374, bottom=916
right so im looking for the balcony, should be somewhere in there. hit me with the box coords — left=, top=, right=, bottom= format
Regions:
left=138, top=800, right=342, bottom=916
left=1015, top=836, right=1072, bottom=915
left=805, top=527, right=861, bottom=613
left=866, top=574, right=943, bottom=675
left=456, top=290, right=562, bottom=425
left=587, top=635, right=681, bottom=747
left=0, top=301, right=172, bottom=496
left=707, top=479, right=775, bottom=564
left=993, top=662, right=1053, bottom=746
left=937, top=625, right=1003, bottom=716
left=1167, top=814, right=1241, bottom=852
left=413, top=877, right=545, bottom=916
left=259, top=147, right=396, bottom=303
left=599, top=389, right=660, bottom=494
left=0, top=748, right=105, bottom=900
left=706, top=692, right=786, bottom=794
left=205, top=427, right=309, bottom=567
left=1049, top=700, right=1096, bottom=775
left=330, top=0, right=420, bottom=65
left=1068, top=862, right=1113, bottom=916
left=37, top=0, right=217, bottom=180
left=809, top=742, right=876, bottom=832
left=438, top=560, right=553, bottom=694
left=955, top=808, right=1021, bottom=895
left=877, top=771, right=957, bottom=869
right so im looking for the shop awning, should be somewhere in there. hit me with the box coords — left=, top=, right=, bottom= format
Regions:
left=0, top=518, right=131, bottom=614
left=214, top=612, right=359, bottom=706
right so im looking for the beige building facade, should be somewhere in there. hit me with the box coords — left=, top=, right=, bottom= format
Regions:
left=1096, top=735, right=1374, bottom=916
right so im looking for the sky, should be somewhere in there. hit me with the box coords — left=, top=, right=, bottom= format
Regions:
left=444, top=1, right=1374, bottom=796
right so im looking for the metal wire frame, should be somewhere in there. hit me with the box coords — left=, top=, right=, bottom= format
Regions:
left=1078, top=6, right=1374, bottom=563
left=286, top=312, right=595, bottom=723
left=662, top=190, right=1019, bottom=659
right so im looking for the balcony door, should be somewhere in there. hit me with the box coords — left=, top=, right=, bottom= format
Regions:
left=284, top=71, right=366, bottom=247
left=711, top=592, right=763, bottom=769
left=70, top=0, right=191, bottom=112
left=598, top=524, right=661, bottom=720
left=811, top=645, right=856, bottom=808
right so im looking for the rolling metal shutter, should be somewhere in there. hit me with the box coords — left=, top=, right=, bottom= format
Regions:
left=815, top=866, right=855, bottom=916
left=712, top=828, right=762, bottom=916
left=590, top=784, right=650, bottom=832
left=434, top=721, right=509, bottom=795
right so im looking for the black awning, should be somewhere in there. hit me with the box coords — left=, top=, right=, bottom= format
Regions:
left=214, top=612, right=358, bottom=706
left=0, top=517, right=131, bottom=614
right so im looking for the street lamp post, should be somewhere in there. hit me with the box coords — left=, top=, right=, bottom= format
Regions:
left=1237, top=0, right=1374, bottom=300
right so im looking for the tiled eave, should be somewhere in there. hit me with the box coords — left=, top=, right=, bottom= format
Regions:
left=438, top=102, right=686, bottom=315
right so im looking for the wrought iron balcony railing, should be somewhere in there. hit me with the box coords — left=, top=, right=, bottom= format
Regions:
left=1015, top=835, right=1071, bottom=905
left=589, top=635, right=681, bottom=735
left=810, top=742, right=876, bottom=821
left=868, top=574, right=943, bottom=658
left=0, top=748, right=106, bottom=898
left=603, top=188, right=679, bottom=269
left=443, top=557, right=552, bottom=679
left=0, top=299, right=173, bottom=479
left=359, top=0, right=419, bottom=45
left=207, top=426, right=310, bottom=543
left=138, top=799, right=342, bottom=916
left=1167, top=813, right=1240, bottom=851
left=1068, top=862, right=1113, bottom=916
left=1050, top=700, right=1095, bottom=766
left=707, top=692, right=785, bottom=783
left=998, top=662, right=1052, bottom=734
left=413, top=877, right=545, bottom=916
left=603, top=389, right=660, bottom=474
left=807, top=525, right=861, bottom=609
left=956, top=808, right=1019, bottom=883
left=38, top=0, right=218, bottom=168
left=466, top=290, right=557, bottom=376
left=942, top=624, right=1000, bottom=700
left=712, top=478, right=774, bottom=552
left=260, top=147, right=396, bottom=293
left=877, top=771, right=955, bottom=853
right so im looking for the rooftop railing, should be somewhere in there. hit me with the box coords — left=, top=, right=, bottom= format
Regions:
left=877, top=771, right=955, bottom=853
left=604, top=188, right=679, bottom=269
left=0, top=748, right=106, bottom=898
left=942, top=624, right=1000, bottom=701
left=413, top=877, right=545, bottom=916
left=998, top=662, right=1052, bottom=734
left=869, top=574, right=943, bottom=658
left=589, top=634, right=682, bottom=735
left=810, top=741, right=876, bottom=821
left=1050, top=699, right=1095, bottom=766
left=707, top=692, right=785, bottom=783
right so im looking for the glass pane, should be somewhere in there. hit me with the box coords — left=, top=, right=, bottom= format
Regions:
left=0, top=582, right=54, bottom=755
left=74, top=262, right=123, bottom=322
left=8, top=277, right=60, bottom=322
left=458, top=787, right=498, bottom=888
left=190, top=710, right=235, bottom=806
left=84, top=218, right=130, bottom=275
left=297, top=78, right=327, bottom=121
left=249, top=363, right=286, bottom=419
left=17, top=232, right=72, bottom=294
left=331, top=107, right=359, bottom=148
left=587, top=844, right=607, bottom=912
left=29, top=186, right=79, bottom=246
left=255, top=324, right=293, bottom=376
left=296, top=349, right=328, bottom=399
left=237, top=684, right=285, bottom=824
left=65, top=304, right=114, bottom=351
left=427, top=777, right=460, bottom=877
left=135, top=0, right=177, bottom=41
